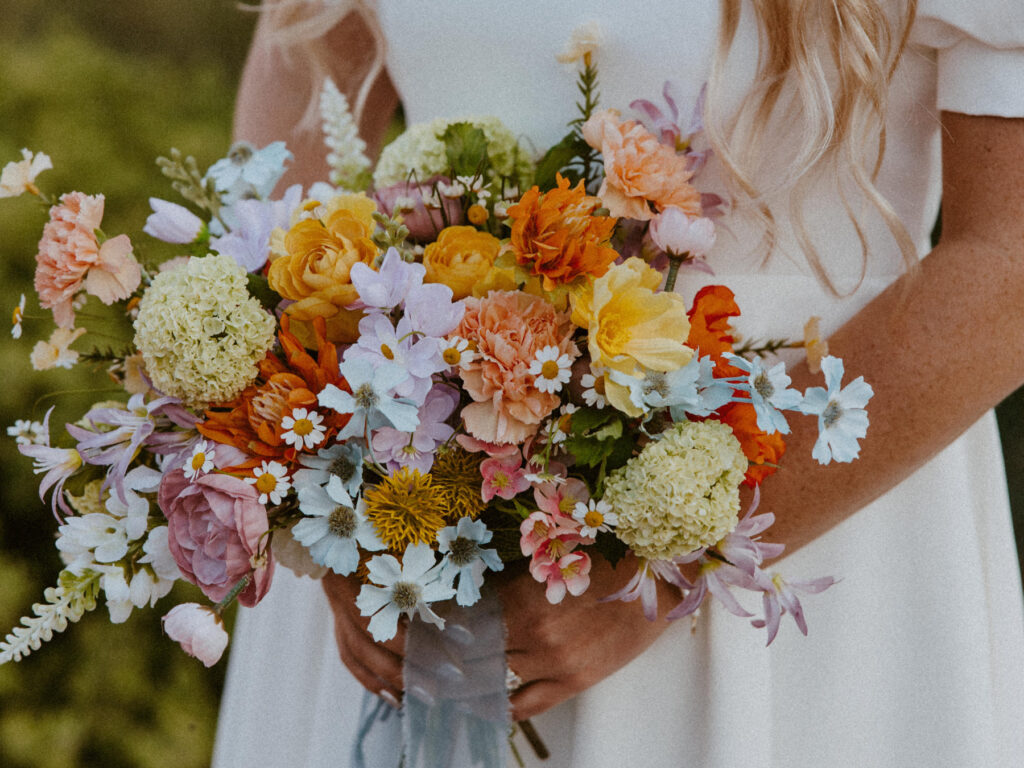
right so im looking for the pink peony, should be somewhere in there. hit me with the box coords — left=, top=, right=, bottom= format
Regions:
left=158, top=469, right=274, bottom=607
left=455, top=291, right=578, bottom=444
left=375, top=177, right=464, bottom=242
left=581, top=110, right=701, bottom=221
left=162, top=603, right=229, bottom=667
left=34, top=191, right=141, bottom=328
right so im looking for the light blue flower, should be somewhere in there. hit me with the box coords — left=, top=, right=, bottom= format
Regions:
left=293, top=441, right=365, bottom=500
left=437, top=518, right=504, bottom=607
left=356, top=543, right=456, bottom=642
left=293, top=476, right=383, bottom=575
left=204, top=141, right=292, bottom=206
left=799, top=356, right=873, bottom=464
left=318, top=358, right=420, bottom=442
left=724, top=353, right=803, bottom=434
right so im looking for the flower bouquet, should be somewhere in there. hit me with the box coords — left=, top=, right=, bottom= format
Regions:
left=2, top=41, right=871, bottom=765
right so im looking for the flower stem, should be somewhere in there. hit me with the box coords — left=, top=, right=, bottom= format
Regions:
left=214, top=574, right=251, bottom=614
left=664, top=253, right=687, bottom=293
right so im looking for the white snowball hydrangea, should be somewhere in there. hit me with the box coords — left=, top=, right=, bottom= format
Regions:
left=604, top=420, right=748, bottom=561
left=133, top=254, right=276, bottom=408
left=372, top=116, right=534, bottom=188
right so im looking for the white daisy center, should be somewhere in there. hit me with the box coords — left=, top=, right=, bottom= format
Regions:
left=292, top=417, right=315, bottom=436
left=190, top=452, right=207, bottom=471
left=540, top=360, right=561, bottom=380
left=255, top=472, right=278, bottom=494
left=584, top=509, right=605, bottom=529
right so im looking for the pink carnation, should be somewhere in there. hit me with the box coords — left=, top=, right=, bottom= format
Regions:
left=455, top=291, right=577, bottom=444
left=581, top=110, right=701, bottom=221
left=35, top=191, right=141, bottom=328
left=158, top=469, right=274, bottom=607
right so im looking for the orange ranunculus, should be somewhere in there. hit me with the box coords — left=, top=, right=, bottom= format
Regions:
left=505, top=174, right=619, bottom=293
left=582, top=109, right=701, bottom=221
left=717, top=401, right=786, bottom=487
left=197, top=316, right=351, bottom=470
left=423, top=226, right=501, bottom=300
left=267, top=195, right=380, bottom=343
left=687, top=284, right=744, bottom=377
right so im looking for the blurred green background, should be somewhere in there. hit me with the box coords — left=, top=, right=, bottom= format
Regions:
left=0, top=3, right=255, bottom=766
left=1, top=3, right=1022, bottom=766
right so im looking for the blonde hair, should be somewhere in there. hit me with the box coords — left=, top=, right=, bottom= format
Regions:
left=706, top=0, right=919, bottom=293
left=259, top=0, right=919, bottom=294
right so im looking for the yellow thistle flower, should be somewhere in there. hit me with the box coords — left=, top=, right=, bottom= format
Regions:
left=363, top=467, right=447, bottom=551
left=430, top=446, right=487, bottom=522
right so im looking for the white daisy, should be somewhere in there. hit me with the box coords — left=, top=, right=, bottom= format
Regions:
left=530, top=346, right=573, bottom=394
left=281, top=407, right=327, bottom=450
left=183, top=440, right=216, bottom=481
left=441, top=336, right=475, bottom=368
left=572, top=498, right=618, bottom=538
left=11, top=294, right=25, bottom=339
left=245, top=460, right=291, bottom=505
left=580, top=365, right=608, bottom=408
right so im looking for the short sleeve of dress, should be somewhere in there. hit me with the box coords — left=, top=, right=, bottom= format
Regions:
left=910, top=0, right=1024, bottom=117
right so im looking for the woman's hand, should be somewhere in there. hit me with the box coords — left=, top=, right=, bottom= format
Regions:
left=497, top=554, right=676, bottom=721
left=322, top=553, right=679, bottom=720
left=321, top=571, right=405, bottom=707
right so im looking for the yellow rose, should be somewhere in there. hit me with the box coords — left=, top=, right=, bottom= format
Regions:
left=267, top=196, right=380, bottom=343
left=423, top=226, right=502, bottom=300
left=571, top=257, right=692, bottom=415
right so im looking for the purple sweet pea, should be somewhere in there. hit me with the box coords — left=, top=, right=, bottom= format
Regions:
left=371, top=386, right=458, bottom=473
left=349, top=247, right=426, bottom=312
left=143, top=198, right=205, bottom=244
left=211, top=184, right=303, bottom=272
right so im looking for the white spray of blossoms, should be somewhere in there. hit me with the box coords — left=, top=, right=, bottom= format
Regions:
left=320, top=78, right=372, bottom=191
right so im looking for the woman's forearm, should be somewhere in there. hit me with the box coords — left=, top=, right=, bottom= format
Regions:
left=763, top=112, right=1024, bottom=556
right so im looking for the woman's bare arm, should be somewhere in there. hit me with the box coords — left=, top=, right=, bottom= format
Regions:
left=234, top=10, right=399, bottom=188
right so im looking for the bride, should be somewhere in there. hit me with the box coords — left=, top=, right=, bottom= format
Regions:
left=213, top=1, right=1024, bottom=766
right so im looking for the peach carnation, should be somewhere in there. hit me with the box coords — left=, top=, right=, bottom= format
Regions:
left=455, top=291, right=578, bottom=444
left=35, top=191, right=141, bottom=328
left=582, top=109, right=701, bottom=221
left=505, top=174, right=619, bottom=292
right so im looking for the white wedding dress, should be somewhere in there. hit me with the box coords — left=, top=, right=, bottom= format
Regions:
left=212, top=2, right=1024, bottom=766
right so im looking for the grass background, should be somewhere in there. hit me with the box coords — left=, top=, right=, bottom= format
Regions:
left=0, top=3, right=1022, bottom=766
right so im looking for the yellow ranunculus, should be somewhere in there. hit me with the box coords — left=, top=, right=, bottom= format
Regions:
left=571, top=257, right=692, bottom=415
left=267, top=195, right=380, bottom=344
left=423, top=226, right=502, bottom=300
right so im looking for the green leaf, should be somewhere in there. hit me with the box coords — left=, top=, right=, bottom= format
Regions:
left=533, top=132, right=580, bottom=190
left=591, top=419, right=623, bottom=441
left=593, top=531, right=629, bottom=569
left=563, top=434, right=616, bottom=468
left=441, top=122, right=490, bottom=178
left=568, top=406, right=614, bottom=436
left=246, top=272, right=280, bottom=312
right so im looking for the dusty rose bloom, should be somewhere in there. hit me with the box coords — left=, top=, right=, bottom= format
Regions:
left=162, top=603, right=229, bottom=667
left=35, top=191, right=141, bottom=328
left=455, top=291, right=577, bottom=444
left=582, top=110, right=701, bottom=221
left=374, top=177, right=463, bottom=242
left=158, top=469, right=274, bottom=607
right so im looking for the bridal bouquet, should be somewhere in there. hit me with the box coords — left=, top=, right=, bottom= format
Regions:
left=1, top=47, right=871, bottom=671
